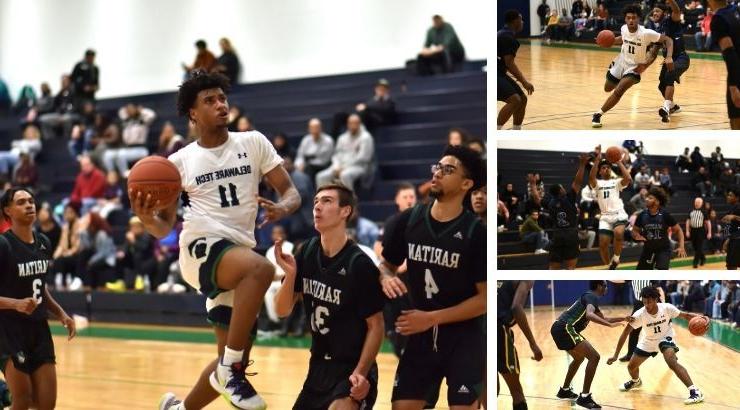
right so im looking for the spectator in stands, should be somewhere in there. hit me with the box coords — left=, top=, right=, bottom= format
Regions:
left=557, top=8, right=576, bottom=42
left=295, top=118, right=334, bottom=182
left=0, top=76, right=10, bottom=114
left=630, top=188, right=648, bottom=212
left=658, top=167, right=674, bottom=195
left=417, top=14, right=466, bottom=75
left=227, top=105, right=242, bottom=131
left=68, top=110, right=107, bottom=159
left=633, top=164, right=651, bottom=191
left=154, top=222, right=182, bottom=293
left=70, top=154, right=106, bottom=215
left=156, top=121, right=185, bottom=158
left=690, top=146, right=705, bottom=171
left=472, top=185, right=487, bottom=226
left=12, top=152, right=38, bottom=189
left=683, top=280, right=705, bottom=312
left=373, top=182, right=417, bottom=262
left=0, top=124, right=42, bottom=180
left=574, top=11, right=590, bottom=37
left=120, top=216, right=157, bottom=291
left=695, top=8, right=714, bottom=51
left=39, top=75, right=78, bottom=139
left=594, top=3, right=609, bottom=31
left=715, top=280, right=732, bottom=318
left=52, top=202, right=83, bottom=291
left=545, top=9, right=560, bottom=44
left=24, top=82, right=55, bottom=126
left=316, top=114, right=374, bottom=189
left=71, top=49, right=99, bottom=104
left=537, top=0, right=551, bottom=32
left=502, top=182, right=522, bottom=223
left=708, top=151, right=723, bottom=181
left=280, top=156, right=314, bottom=242
left=669, top=280, right=690, bottom=306
left=347, top=205, right=380, bottom=247
left=448, top=127, right=469, bottom=147
left=332, top=78, right=396, bottom=136
left=213, top=37, right=241, bottom=86
left=572, top=0, right=585, bottom=18
left=271, top=132, right=295, bottom=161
left=91, top=170, right=124, bottom=219
left=676, top=147, right=692, bottom=173
left=182, top=39, right=216, bottom=77
left=78, top=211, right=116, bottom=290
left=235, top=115, right=254, bottom=132
left=102, top=103, right=155, bottom=177
left=467, top=137, right=487, bottom=159
left=708, top=209, right=725, bottom=254
left=36, top=203, right=61, bottom=253
left=719, top=167, right=736, bottom=195
left=692, top=166, right=714, bottom=198
left=520, top=209, right=549, bottom=254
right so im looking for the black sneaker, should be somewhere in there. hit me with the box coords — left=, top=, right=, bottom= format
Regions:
left=576, top=393, right=602, bottom=409
left=557, top=386, right=579, bottom=400
left=670, top=104, right=681, bottom=114
left=609, top=260, right=619, bottom=270
left=592, top=113, right=603, bottom=128
left=659, top=107, right=670, bottom=122
left=618, top=354, right=631, bottom=362
left=620, top=378, right=642, bottom=391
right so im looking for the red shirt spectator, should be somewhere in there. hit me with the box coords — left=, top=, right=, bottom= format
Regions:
left=70, top=155, right=105, bottom=203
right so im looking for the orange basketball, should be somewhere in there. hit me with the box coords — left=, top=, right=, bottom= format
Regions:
left=605, top=146, right=623, bottom=163
left=596, top=30, right=615, bottom=48
left=127, top=156, right=181, bottom=210
left=688, top=316, right=709, bottom=336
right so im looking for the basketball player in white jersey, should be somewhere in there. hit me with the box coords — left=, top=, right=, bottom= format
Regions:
left=131, top=71, right=301, bottom=410
left=588, top=145, right=632, bottom=270
left=592, top=4, right=674, bottom=127
left=607, top=286, right=706, bottom=405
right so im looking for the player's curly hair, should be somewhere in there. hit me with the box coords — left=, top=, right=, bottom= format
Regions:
left=1, top=187, right=35, bottom=222
left=442, top=144, right=486, bottom=192
left=648, top=187, right=668, bottom=207
left=176, top=70, right=231, bottom=121
left=623, top=4, right=642, bottom=18
left=640, top=285, right=661, bottom=301
left=504, top=10, right=521, bottom=24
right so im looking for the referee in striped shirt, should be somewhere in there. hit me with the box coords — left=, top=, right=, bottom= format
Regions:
left=686, top=197, right=711, bottom=268
left=618, top=280, right=664, bottom=362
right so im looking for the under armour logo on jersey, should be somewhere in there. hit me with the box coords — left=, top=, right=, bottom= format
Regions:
left=237, top=152, right=248, bottom=159
left=457, top=385, right=470, bottom=394
left=337, top=267, right=346, bottom=276
left=453, top=231, right=463, bottom=240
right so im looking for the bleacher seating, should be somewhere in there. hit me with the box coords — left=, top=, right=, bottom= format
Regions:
left=497, top=148, right=735, bottom=269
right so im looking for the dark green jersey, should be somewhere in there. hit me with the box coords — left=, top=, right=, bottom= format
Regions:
left=557, top=291, right=601, bottom=332
left=295, top=237, right=385, bottom=364
left=497, top=280, right=520, bottom=326
left=0, top=231, right=53, bottom=322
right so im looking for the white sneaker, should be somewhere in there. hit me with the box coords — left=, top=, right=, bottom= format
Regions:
left=68, top=277, right=83, bottom=291
left=209, top=361, right=266, bottom=410
left=534, top=249, right=549, bottom=254
left=684, top=389, right=704, bottom=404
left=158, top=392, right=182, bottom=410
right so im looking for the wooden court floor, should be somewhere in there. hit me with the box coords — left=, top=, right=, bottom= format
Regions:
left=496, top=41, right=733, bottom=130
left=46, top=334, right=448, bottom=409
left=497, top=307, right=739, bottom=409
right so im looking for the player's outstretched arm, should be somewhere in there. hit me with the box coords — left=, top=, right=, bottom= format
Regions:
left=672, top=224, right=687, bottom=258
left=586, top=304, right=620, bottom=327
left=677, top=311, right=705, bottom=321
left=667, top=0, right=681, bottom=22
left=260, top=165, right=302, bottom=228
left=504, top=55, right=534, bottom=95
left=349, top=311, right=384, bottom=401
left=572, top=154, right=590, bottom=193
left=273, top=239, right=301, bottom=318
left=0, top=296, right=37, bottom=314
left=607, top=324, right=633, bottom=364
left=129, top=190, right=177, bottom=239
left=512, top=281, right=543, bottom=360
left=588, top=145, right=601, bottom=189
left=43, top=286, right=75, bottom=340
left=616, top=159, right=632, bottom=189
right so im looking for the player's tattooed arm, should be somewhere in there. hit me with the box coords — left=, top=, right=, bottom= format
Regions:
left=607, top=324, right=633, bottom=365
left=588, top=145, right=601, bottom=189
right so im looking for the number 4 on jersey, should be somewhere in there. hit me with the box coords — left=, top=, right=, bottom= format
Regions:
left=424, top=269, right=439, bottom=299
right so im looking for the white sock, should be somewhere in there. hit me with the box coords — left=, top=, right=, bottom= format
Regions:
left=175, top=404, right=186, bottom=410
left=497, top=125, right=503, bottom=130
left=663, top=100, right=672, bottom=111
left=612, top=254, right=620, bottom=263
left=688, top=385, right=698, bottom=391
left=580, top=392, right=591, bottom=397
left=222, top=346, right=243, bottom=366
left=512, top=125, right=522, bottom=130
left=632, top=378, right=640, bottom=382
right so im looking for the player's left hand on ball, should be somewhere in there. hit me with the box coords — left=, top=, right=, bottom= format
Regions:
left=396, top=310, right=435, bottom=335
left=607, top=355, right=618, bottom=365
left=256, top=195, right=288, bottom=228
left=62, top=315, right=76, bottom=340
left=676, top=247, right=687, bottom=258
left=349, top=373, right=370, bottom=400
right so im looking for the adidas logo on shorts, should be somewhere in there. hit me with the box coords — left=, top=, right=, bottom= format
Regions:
left=457, top=385, right=470, bottom=394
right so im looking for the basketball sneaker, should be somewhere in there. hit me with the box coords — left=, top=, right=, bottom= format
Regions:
left=670, top=104, right=682, bottom=114
left=158, top=392, right=182, bottom=410
left=620, top=378, right=642, bottom=391
left=575, top=393, right=602, bottom=408
left=684, top=388, right=704, bottom=404
left=608, top=260, right=619, bottom=270
left=210, top=360, right=266, bottom=410
left=591, top=113, right=603, bottom=128
left=658, top=107, right=670, bottom=123
left=556, top=386, right=579, bottom=399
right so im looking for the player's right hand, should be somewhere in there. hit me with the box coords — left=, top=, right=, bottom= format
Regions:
left=273, top=239, right=296, bottom=278
left=522, top=81, right=534, bottom=95
left=381, top=276, right=408, bottom=299
left=15, top=297, right=38, bottom=315
left=530, top=342, right=543, bottom=361
left=594, top=145, right=602, bottom=156
left=129, top=189, right=160, bottom=221
left=607, top=355, right=618, bottom=365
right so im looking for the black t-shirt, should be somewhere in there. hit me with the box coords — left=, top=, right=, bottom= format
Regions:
left=711, top=4, right=740, bottom=85
left=497, top=29, right=519, bottom=76
left=635, top=208, right=677, bottom=250
left=558, top=291, right=601, bottom=332
left=548, top=189, right=579, bottom=230
left=382, top=203, right=486, bottom=324
left=0, top=230, right=53, bottom=322
left=727, top=204, right=740, bottom=240
left=648, top=16, right=686, bottom=58
left=38, top=223, right=61, bottom=253
left=294, top=237, right=385, bottom=363
left=497, top=280, right=520, bottom=326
